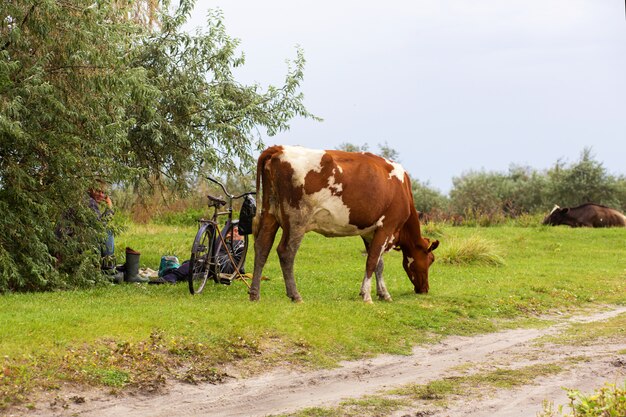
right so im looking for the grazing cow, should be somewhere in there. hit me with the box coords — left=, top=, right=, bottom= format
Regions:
left=249, top=145, right=439, bottom=303
left=542, top=203, right=626, bottom=227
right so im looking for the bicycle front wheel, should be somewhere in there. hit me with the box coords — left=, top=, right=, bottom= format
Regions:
left=188, top=223, right=217, bottom=295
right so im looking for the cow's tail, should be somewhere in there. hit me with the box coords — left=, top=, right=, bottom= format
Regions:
left=252, top=153, right=265, bottom=236
left=252, top=146, right=282, bottom=236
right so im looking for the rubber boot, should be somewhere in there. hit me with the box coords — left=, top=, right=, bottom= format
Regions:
left=124, top=247, right=148, bottom=283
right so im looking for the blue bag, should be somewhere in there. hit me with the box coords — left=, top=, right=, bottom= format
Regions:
left=159, top=255, right=180, bottom=277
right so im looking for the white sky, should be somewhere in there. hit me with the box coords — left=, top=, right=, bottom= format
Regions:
left=186, top=0, right=626, bottom=193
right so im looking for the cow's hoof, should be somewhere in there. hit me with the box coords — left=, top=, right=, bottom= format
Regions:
left=378, top=294, right=393, bottom=302
left=291, top=297, right=303, bottom=303
left=249, top=293, right=260, bottom=302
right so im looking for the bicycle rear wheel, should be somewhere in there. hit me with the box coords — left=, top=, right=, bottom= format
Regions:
left=188, top=223, right=217, bottom=295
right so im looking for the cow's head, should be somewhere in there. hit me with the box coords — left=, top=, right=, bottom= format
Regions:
left=542, top=205, right=571, bottom=226
left=402, top=237, right=439, bottom=294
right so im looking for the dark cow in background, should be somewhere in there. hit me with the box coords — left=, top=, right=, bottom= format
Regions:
left=543, top=203, right=626, bottom=227
left=250, top=145, right=439, bottom=303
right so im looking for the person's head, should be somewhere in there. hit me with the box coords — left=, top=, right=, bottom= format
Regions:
left=88, top=180, right=109, bottom=202
left=88, top=188, right=106, bottom=202
left=232, top=227, right=243, bottom=240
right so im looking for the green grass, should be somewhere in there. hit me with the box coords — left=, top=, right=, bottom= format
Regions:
left=285, top=396, right=410, bottom=417
left=112, top=223, right=195, bottom=267
left=1, top=224, right=625, bottom=409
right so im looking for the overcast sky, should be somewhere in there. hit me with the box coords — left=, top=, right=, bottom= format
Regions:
left=186, top=1, right=625, bottom=193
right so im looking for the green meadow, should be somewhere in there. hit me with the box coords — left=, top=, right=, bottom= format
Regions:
left=1, top=223, right=625, bottom=408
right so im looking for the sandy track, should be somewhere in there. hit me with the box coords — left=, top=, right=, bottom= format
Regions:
left=19, top=306, right=626, bottom=417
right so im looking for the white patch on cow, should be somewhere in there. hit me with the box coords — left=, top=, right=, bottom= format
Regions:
left=336, top=165, right=343, bottom=174
left=328, top=171, right=343, bottom=194
left=549, top=205, right=560, bottom=215
left=376, top=215, right=385, bottom=227
left=381, top=236, right=394, bottom=254
left=304, top=187, right=356, bottom=237
left=407, top=257, right=414, bottom=268
left=386, top=159, right=405, bottom=182
left=380, top=237, right=388, bottom=253
left=293, top=184, right=381, bottom=239
left=280, top=145, right=325, bottom=187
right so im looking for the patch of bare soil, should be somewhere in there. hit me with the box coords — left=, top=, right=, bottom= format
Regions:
left=10, top=306, right=626, bottom=417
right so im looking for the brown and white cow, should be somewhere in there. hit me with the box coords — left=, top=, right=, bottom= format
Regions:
left=249, top=145, right=439, bottom=303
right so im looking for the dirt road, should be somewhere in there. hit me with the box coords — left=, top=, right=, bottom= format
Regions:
left=19, top=306, right=626, bottom=417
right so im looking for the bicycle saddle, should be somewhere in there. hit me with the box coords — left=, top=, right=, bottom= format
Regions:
left=207, top=195, right=227, bottom=207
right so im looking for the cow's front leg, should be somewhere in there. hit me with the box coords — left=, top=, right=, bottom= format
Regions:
left=360, top=236, right=388, bottom=303
left=276, top=228, right=304, bottom=302
left=360, top=232, right=393, bottom=303
left=359, top=271, right=374, bottom=303
left=374, top=258, right=392, bottom=301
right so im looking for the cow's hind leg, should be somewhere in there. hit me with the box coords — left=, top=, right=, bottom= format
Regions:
left=276, top=228, right=305, bottom=302
left=249, top=213, right=279, bottom=301
left=359, top=239, right=375, bottom=303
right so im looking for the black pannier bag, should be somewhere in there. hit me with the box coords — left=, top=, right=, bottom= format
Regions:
left=238, top=194, right=256, bottom=235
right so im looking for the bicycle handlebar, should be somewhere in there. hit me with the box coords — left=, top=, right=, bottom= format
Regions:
left=207, top=176, right=256, bottom=201
left=207, top=176, right=231, bottom=198
left=233, top=191, right=256, bottom=199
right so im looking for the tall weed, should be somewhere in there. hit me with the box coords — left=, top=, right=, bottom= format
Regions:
left=538, top=383, right=626, bottom=417
left=437, top=235, right=505, bottom=266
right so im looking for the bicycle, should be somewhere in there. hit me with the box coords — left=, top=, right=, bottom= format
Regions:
left=188, top=177, right=256, bottom=295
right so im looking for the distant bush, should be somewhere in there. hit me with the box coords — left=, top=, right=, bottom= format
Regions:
left=412, top=178, right=449, bottom=214
left=457, top=208, right=508, bottom=227
left=616, top=177, right=626, bottom=212
left=417, top=148, right=626, bottom=226
left=545, top=148, right=622, bottom=208
left=449, top=171, right=510, bottom=217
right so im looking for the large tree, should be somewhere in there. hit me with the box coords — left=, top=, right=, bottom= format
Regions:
left=0, top=0, right=314, bottom=291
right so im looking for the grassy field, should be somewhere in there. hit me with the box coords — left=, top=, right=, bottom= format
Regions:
left=1, top=223, right=625, bottom=408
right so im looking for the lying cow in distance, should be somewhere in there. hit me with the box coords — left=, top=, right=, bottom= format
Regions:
left=250, top=145, right=439, bottom=303
left=542, top=203, right=626, bottom=227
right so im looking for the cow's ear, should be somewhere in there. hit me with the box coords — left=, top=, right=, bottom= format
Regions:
left=427, top=240, right=439, bottom=252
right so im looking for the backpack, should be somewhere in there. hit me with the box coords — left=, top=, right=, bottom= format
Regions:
left=238, top=194, right=256, bottom=235
left=159, top=255, right=180, bottom=277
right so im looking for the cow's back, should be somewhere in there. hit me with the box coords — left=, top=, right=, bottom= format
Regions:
left=571, top=204, right=626, bottom=227
left=595, top=206, right=626, bottom=227
left=257, top=145, right=413, bottom=238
